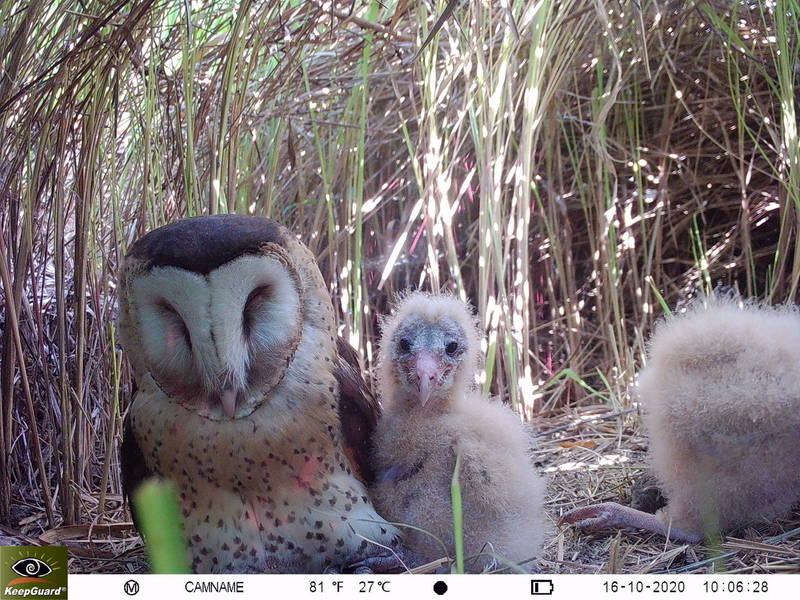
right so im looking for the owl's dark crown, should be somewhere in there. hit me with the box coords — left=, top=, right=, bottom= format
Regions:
left=127, top=214, right=288, bottom=274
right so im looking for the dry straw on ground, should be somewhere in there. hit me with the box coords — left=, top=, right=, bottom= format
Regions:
left=0, top=0, right=798, bottom=573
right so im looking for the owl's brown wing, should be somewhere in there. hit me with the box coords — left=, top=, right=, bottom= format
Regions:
left=335, top=337, right=380, bottom=486
left=120, top=403, right=152, bottom=530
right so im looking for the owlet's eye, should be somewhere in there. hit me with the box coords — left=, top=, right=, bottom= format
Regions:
left=398, top=338, right=411, bottom=354
left=445, top=341, right=459, bottom=356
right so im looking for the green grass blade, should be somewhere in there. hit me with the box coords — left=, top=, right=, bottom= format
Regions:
left=450, top=452, right=464, bottom=574
left=133, top=480, right=191, bottom=574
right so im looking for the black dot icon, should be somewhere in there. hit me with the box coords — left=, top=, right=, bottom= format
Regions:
left=433, top=581, right=448, bottom=595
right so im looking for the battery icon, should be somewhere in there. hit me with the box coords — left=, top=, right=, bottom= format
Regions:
left=531, top=580, right=554, bottom=595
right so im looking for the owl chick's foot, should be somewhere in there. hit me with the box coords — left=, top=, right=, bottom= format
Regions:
left=347, top=554, right=406, bottom=574
left=352, top=566, right=374, bottom=575
left=348, top=548, right=423, bottom=574
left=561, top=501, right=702, bottom=543
left=561, top=501, right=630, bottom=530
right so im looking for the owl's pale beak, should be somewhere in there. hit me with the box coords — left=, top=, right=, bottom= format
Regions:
left=221, top=388, right=238, bottom=419
left=414, top=353, right=439, bottom=406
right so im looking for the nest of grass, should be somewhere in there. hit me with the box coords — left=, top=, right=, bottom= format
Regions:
left=4, top=406, right=798, bottom=574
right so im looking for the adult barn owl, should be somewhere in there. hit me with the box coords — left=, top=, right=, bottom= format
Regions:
left=118, top=214, right=398, bottom=573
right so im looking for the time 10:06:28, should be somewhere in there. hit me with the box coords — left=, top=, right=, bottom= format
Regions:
left=704, top=581, right=769, bottom=593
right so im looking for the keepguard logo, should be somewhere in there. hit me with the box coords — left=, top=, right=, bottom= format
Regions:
left=1, top=546, right=67, bottom=600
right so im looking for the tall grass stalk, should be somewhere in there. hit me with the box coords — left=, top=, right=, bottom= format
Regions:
left=450, top=452, right=464, bottom=574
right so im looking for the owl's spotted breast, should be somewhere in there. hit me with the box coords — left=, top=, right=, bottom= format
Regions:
left=130, top=378, right=395, bottom=573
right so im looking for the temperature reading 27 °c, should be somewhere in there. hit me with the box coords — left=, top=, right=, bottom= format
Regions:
left=359, top=581, right=391, bottom=593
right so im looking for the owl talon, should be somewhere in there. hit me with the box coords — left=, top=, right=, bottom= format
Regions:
left=348, top=551, right=413, bottom=574
left=562, top=501, right=703, bottom=543
left=561, top=501, right=627, bottom=531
